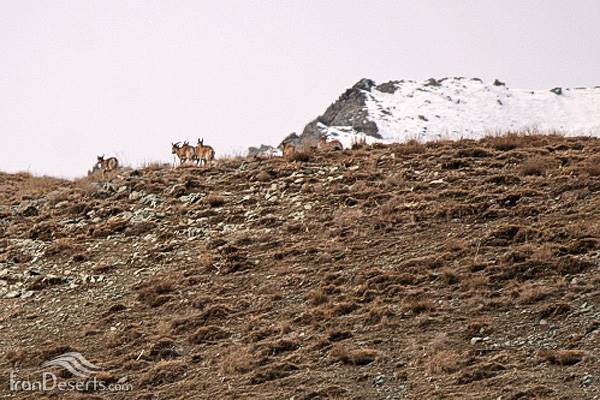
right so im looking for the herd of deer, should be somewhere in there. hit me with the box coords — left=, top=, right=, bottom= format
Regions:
left=93, top=136, right=344, bottom=176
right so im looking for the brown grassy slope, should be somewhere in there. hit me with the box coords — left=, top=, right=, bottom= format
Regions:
left=0, top=134, right=599, bottom=399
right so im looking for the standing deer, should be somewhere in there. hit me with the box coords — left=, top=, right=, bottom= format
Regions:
left=318, top=136, right=343, bottom=151
left=96, top=155, right=119, bottom=177
left=195, top=138, right=215, bottom=167
left=171, top=141, right=196, bottom=166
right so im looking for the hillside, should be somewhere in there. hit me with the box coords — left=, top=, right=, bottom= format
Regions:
left=1, top=134, right=600, bottom=399
left=297, top=78, right=600, bottom=148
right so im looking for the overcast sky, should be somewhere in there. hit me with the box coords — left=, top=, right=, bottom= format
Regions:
left=1, top=0, right=599, bottom=178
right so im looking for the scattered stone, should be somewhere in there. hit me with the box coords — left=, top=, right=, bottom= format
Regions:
left=470, top=337, right=483, bottom=345
left=374, top=375, right=385, bottom=386
left=19, top=204, right=39, bottom=217
left=129, top=191, right=142, bottom=201
left=4, top=290, right=21, bottom=299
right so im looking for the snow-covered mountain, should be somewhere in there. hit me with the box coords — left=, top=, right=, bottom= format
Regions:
left=298, top=77, right=600, bottom=148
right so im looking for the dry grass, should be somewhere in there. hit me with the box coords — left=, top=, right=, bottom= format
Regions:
left=521, top=157, right=552, bottom=176
left=205, top=193, right=226, bottom=207
left=330, top=344, right=378, bottom=366
left=579, top=157, right=600, bottom=176
left=221, top=346, right=253, bottom=374
left=539, top=350, right=587, bottom=366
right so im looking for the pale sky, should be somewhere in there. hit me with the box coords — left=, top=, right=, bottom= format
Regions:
left=1, top=0, right=599, bottom=178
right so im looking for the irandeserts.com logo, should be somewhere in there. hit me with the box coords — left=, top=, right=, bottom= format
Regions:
left=9, top=351, right=133, bottom=392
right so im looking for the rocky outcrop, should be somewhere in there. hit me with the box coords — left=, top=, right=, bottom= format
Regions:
left=300, top=78, right=381, bottom=143
left=247, top=144, right=279, bottom=157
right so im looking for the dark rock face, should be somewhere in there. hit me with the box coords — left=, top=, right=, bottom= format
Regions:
left=300, top=78, right=381, bottom=143
left=550, top=87, right=563, bottom=95
left=279, top=132, right=302, bottom=147
left=493, top=79, right=506, bottom=87
left=375, top=81, right=400, bottom=94
left=424, top=78, right=441, bottom=87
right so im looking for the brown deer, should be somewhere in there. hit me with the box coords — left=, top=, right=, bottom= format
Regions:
left=96, top=155, right=119, bottom=176
left=195, top=138, right=215, bottom=167
left=171, top=141, right=196, bottom=165
left=317, top=136, right=343, bottom=151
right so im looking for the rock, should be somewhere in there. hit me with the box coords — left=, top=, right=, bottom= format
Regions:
left=117, top=185, right=128, bottom=193
left=19, top=204, right=39, bottom=217
left=140, top=194, right=162, bottom=208
left=4, top=290, right=21, bottom=299
left=300, top=78, right=380, bottom=145
left=424, top=78, right=441, bottom=87
left=374, top=375, right=385, bottom=385
left=248, top=144, right=279, bottom=158
left=170, top=184, right=188, bottom=197
left=470, top=337, right=483, bottom=345
left=550, top=87, right=562, bottom=95
left=129, top=191, right=142, bottom=201
left=101, top=182, right=117, bottom=193
left=179, top=193, right=203, bottom=204
left=582, top=375, right=593, bottom=387
left=54, top=200, right=69, bottom=209
left=493, top=79, right=506, bottom=86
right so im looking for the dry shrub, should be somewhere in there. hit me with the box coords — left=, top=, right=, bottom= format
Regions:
left=205, top=193, right=226, bottom=207
left=221, top=346, right=253, bottom=374
left=487, top=133, right=522, bottom=151
left=427, top=335, right=465, bottom=375
left=460, top=275, right=489, bottom=292
left=333, top=208, right=364, bottom=227
left=330, top=344, right=377, bottom=366
left=401, top=298, right=434, bottom=314
left=253, top=338, right=301, bottom=357
left=140, top=359, right=187, bottom=385
left=440, top=268, right=459, bottom=285
left=5, top=349, right=27, bottom=367
left=516, top=284, right=553, bottom=304
left=428, top=350, right=464, bottom=374
left=579, top=157, right=600, bottom=176
left=12, top=173, right=66, bottom=199
left=306, top=288, right=328, bottom=306
left=44, top=238, right=81, bottom=257
left=521, top=157, right=552, bottom=176
left=255, top=170, right=272, bottom=182
left=188, top=325, right=231, bottom=344
left=249, top=362, right=299, bottom=384
left=539, top=349, right=587, bottom=366
left=396, top=139, right=425, bottom=155
left=148, top=339, right=181, bottom=361
left=289, top=150, right=311, bottom=162
left=445, top=239, right=468, bottom=252
left=136, top=277, right=176, bottom=308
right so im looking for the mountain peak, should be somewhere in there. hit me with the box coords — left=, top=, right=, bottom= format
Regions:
left=295, top=78, right=600, bottom=148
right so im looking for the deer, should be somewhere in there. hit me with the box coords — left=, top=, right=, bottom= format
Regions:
left=171, top=141, right=196, bottom=166
left=96, top=155, right=119, bottom=177
left=195, top=138, right=215, bottom=167
left=317, top=136, right=343, bottom=151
